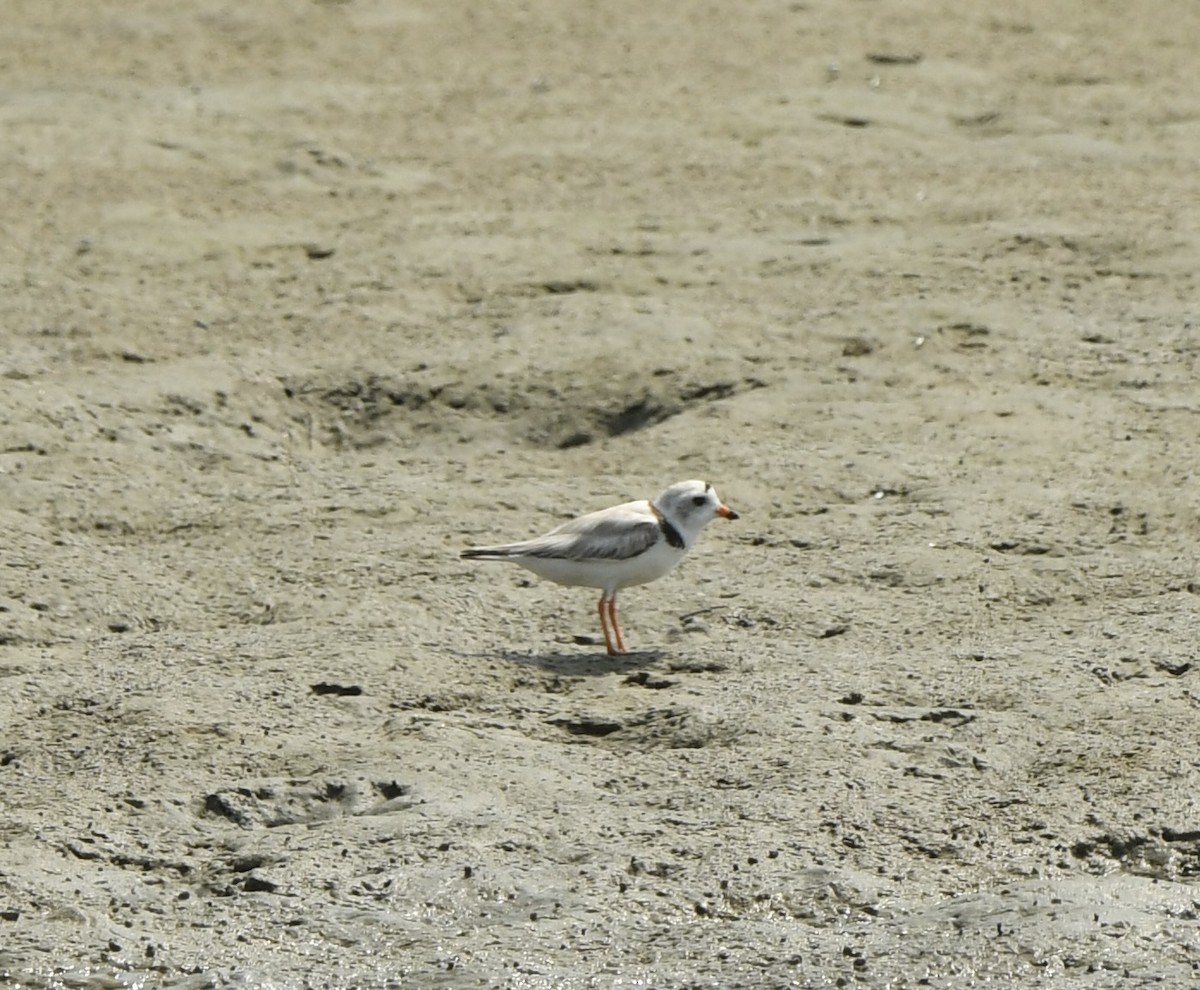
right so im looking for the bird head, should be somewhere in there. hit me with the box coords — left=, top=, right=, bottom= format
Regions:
left=654, top=480, right=739, bottom=544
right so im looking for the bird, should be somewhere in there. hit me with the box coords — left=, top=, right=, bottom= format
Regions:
left=460, top=480, right=739, bottom=655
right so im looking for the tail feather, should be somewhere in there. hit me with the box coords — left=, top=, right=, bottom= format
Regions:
left=461, top=546, right=517, bottom=559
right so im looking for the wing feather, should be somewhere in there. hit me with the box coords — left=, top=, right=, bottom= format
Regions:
left=524, top=516, right=659, bottom=561
left=462, top=500, right=662, bottom=562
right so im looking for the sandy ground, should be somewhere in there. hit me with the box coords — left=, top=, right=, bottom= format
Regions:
left=3, top=0, right=1200, bottom=986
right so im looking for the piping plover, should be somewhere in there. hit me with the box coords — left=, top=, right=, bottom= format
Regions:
left=461, top=480, right=739, bottom=655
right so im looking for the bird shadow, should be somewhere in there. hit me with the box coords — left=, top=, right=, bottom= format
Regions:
left=497, top=647, right=666, bottom=675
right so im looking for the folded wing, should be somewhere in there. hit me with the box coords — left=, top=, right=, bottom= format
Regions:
left=464, top=508, right=660, bottom=562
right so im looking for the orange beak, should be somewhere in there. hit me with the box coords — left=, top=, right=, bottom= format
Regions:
left=717, top=503, right=739, bottom=520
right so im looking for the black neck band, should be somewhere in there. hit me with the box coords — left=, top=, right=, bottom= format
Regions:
left=657, top=514, right=685, bottom=550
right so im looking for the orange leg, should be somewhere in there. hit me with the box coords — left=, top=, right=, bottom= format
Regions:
left=607, top=596, right=626, bottom=654
left=597, top=592, right=626, bottom=656
left=597, top=595, right=617, bottom=655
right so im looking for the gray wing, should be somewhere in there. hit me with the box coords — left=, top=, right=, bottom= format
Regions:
left=535, top=515, right=660, bottom=560
left=466, top=515, right=660, bottom=562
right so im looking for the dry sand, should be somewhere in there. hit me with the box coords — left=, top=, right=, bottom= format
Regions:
left=3, top=0, right=1200, bottom=986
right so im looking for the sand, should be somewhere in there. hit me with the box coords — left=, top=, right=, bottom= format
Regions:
left=3, top=0, right=1200, bottom=986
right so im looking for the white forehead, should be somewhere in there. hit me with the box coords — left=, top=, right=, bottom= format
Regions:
left=665, top=480, right=713, bottom=500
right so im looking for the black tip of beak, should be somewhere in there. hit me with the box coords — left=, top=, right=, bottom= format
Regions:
left=723, top=508, right=740, bottom=521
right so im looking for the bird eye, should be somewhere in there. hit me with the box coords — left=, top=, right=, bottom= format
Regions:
left=691, top=495, right=707, bottom=507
